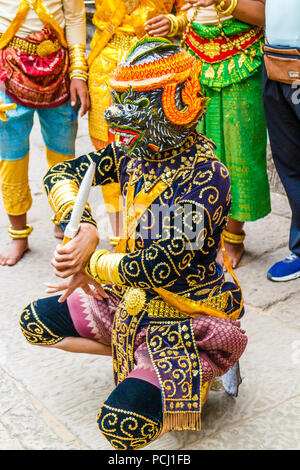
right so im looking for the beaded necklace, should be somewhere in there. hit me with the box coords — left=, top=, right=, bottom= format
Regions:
left=180, top=7, right=197, bottom=48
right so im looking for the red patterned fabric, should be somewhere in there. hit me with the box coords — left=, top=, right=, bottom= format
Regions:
left=67, top=291, right=247, bottom=386
left=0, top=27, right=70, bottom=108
left=185, top=27, right=263, bottom=64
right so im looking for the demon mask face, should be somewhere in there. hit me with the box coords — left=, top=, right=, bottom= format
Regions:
left=104, top=37, right=208, bottom=160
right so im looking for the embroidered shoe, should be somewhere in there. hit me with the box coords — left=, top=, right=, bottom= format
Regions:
left=267, top=253, right=300, bottom=282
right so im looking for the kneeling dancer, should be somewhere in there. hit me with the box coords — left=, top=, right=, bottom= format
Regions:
left=20, top=38, right=247, bottom=450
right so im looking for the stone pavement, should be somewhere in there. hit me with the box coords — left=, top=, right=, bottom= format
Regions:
left=0, top=116, right=299, bottom=451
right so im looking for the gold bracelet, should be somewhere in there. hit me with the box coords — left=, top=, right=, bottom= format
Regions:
left=49, top=180, right=78, bottom=222
left=176, top=16, right=187, bottom=35
left=167, top=15, right=186, bottom=38
left=215, top=0, right=238, bottom=16
left=165, top=14, right=178, bottom=37
left=69, top=61, right=87, bottom=69
left=69, top=66, right=88, bottom=74
left=70, top=74, right=88, bottom=82
left=69, top=44, right=88, bottom=81
left=58, top=204, right=76, bottom=224
left=107, top=254, right=125, bottom=285
left=69, top=66, right=88, bottom=75
left=87, top=251, right=125, bottom=285
left=8, top=224, right=33, bottom=239
left=70, top=71, right=88, bottom=81
left=89, top=249, right=109, bottom=280
left=69, top=44, right=86, bottom=52
left=70, top=76, right=88, bottom=82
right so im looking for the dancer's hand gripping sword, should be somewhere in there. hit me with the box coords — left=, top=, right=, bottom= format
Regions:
left=61, top=161, right=96, bottom=246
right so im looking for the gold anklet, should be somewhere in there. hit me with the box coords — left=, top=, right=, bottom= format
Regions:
left=222, top=228, right=246, bottom=245
left=8, top=224, right=33, bottom=239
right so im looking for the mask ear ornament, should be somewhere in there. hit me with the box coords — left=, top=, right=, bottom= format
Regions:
left=162, top=61, right=209, bottom=126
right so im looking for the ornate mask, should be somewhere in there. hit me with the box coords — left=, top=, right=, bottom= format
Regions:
left=105, top=37, right=208, bottom=160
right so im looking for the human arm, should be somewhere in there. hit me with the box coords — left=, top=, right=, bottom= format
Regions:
left=182, top=0, right=266, bottom=28
left=63, top=0, right=90, bottom=115
left=85, top=161, right=230, bottom=290
left=46, top=206, right=200, bottom=299
left=43, top=145, right=121, bottom=229
left=46, top=152, right=231, bottom=300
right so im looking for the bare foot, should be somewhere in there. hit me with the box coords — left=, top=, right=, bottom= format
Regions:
left=217, top=241, right=245, bottom=271
left=0, top=238, right=29, bottom=266
left=54, top=224, right=64, bottom=240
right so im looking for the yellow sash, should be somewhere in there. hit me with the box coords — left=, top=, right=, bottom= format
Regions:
left=88, top=0, right=128, bottom=66
left=116, top=171, right=168, bottom=253
left=88, top=0, right=173, bottom=67
left=0, top=0, right=67, bottom=51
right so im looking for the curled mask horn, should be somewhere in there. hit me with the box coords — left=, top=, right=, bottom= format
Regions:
left=162, top=60, right=208, bottom=126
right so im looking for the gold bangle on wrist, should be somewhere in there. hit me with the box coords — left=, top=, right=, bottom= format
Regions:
left=69, top=44, right=88, bottom=82
left=165, top=14, right=178, bottom=37
left=176, top=17, right=187, bottom=35
left=70, top=71, right=88, bottom=82
left=89, top=249, right=109, bottom=280
left=49, top=180, right=78, bottom=223
left=8, top=224, right=33, bottom=239
left=86, top=250, right=125, bottom=285
left=215, top=0, right=238, bottom=16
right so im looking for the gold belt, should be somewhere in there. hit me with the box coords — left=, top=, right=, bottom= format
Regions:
left=147, top=298, right=190, bottom=319
left=109, top=33, right=137, bottom=50
left=0, top=33, right=62, bottom=58
left=123, top=287, right=229, bottom=319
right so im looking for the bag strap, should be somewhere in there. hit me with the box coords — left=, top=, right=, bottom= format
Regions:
left=264, top=44, right=300, bottom=57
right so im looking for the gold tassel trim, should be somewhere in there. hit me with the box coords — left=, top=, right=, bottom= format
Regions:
left=162, top=411, right=201, bottom=433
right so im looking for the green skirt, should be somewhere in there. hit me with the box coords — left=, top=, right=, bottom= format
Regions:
left=197, top=68, right=271, bottom=222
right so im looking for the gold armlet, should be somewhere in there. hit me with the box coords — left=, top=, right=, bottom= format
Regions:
left=86, top=250, right=125, bottom=285
left=69, top=44, right=88, bottom=82
left=215, top=0, right=238, bottom=16
left=49, top=180, right=79, bottom=223
left=222, top=228, right=246, bottom=245
left=8, top=224, right=33, bottom=239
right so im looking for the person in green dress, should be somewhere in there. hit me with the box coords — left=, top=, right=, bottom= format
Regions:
left=182, top=0, right=270, bottom=268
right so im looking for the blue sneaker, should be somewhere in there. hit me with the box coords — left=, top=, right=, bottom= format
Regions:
left=267, top=253, right=300, bottom=282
